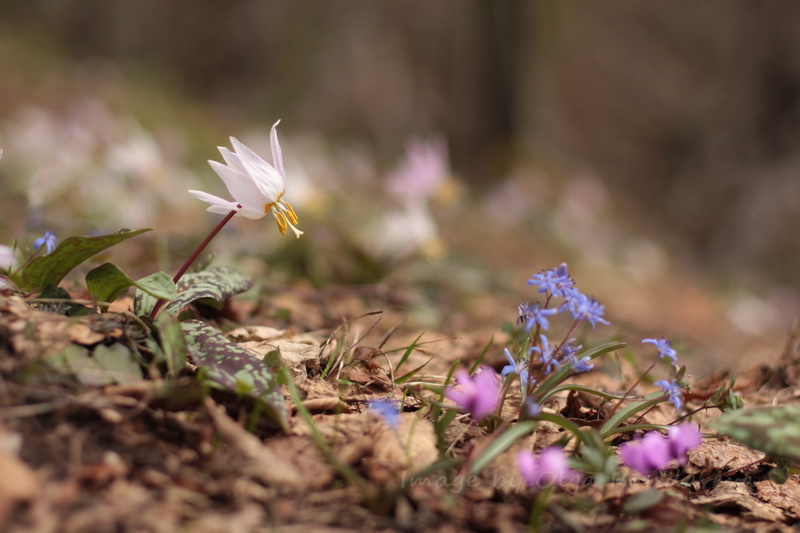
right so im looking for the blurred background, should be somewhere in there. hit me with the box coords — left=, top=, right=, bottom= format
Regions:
left=2, top=1, right=800, bottom=373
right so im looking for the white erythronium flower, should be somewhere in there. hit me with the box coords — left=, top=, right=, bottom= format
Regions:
left=0, top=244, right=16, bottom=271
left=189, top=120, right=302, bottom=238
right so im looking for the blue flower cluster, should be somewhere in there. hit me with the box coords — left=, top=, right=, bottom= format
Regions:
left=504, top=264, right=606, bottom=394
left=522, top=263, right=610, bottom=331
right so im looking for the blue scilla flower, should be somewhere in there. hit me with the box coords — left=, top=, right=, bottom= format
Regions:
left=559, top=338, right=582, bottom=358
left=524, top=397, right=542, bottom=417
left=642, top=337, right=678, bottom=365
left=566, top=354, right=594, bottom=374
left=522, top=303, right=560, bottom=332
left=33, top=231, right=57, bottom=254
left=367, top=399, right=400, bottom=429
left=530, top=335, right=562, bottom=374
left=565, top=291, right=610, bottom=328
left=528, top=263, right=574, bottom=298
left=654, top=378, right=683, bottom=413
left=501, top=348, right=530, bottom=387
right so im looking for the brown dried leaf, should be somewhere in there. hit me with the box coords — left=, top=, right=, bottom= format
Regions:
left=205, top=399, right=304, bottom=492
left=692, top=481, right=786, bottom=522
left=301, top=397, right=351, bottom=414
left=754, top=478, right=800, bottom=519
left=0, top=451, right=40, bottom=528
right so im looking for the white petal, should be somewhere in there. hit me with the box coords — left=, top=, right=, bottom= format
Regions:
left=208, top=160, right=268, bottom=210
left=270, top=120, right=285, bottom=179
left=218, top=145, right=246, bottom=175
left=188, top=189, right=238, bottom=210
left=230, top=137, right=284, bottom=201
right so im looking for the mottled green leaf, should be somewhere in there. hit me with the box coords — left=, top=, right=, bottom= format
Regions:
left=20, top=229, right=152, bottom=291
left=181, top=320, right=286, bottom=428
left=86, top=263, right=176, bottom=311
left=136, top=266, right=252, bottom=317
left=710, top=405, right=800, bottom=464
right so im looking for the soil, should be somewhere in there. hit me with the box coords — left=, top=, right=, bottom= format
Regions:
left=2, top=282, right=800, bottom=533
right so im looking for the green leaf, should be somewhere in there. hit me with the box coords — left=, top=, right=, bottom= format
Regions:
left=623, top=489, right=664, bottom=513
left=37, top=285, right=93, bottom=316
left=468, top=421, right=538, bottom=475
left=152, top=266, right=252, bottom=316
left=710, top=405, right=800, bottom=465
left=86, top=263, right=176, bottom=311
left=156, top=313, right=188, bottom=377
left=532, top=341, right=626, bottom=403
left=181, top=320, right=286, bottom=428
left=393, top=331, right=426, bottom=374
left=92, top=344, right=143, bottom=384
left=20, top=229, right=152, bottom=291
left=50, top=343, right=142, bottom=386
left=599, top=393, right=664, bottom=439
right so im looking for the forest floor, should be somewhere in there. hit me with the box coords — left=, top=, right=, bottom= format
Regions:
left=2, top=262, right=800, bottom=533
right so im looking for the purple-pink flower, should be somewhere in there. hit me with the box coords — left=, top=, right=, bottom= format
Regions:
left=517, top=447, right=582, bottom=488
left=444, top=366, right=500, bottom=421
left=619, top=424, right=702, bottom=475
left=668, top=423, right=702, bottom=464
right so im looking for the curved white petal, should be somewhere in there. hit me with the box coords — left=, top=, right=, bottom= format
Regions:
left=218, top=145, right=246, bottom=175
left=188, top=189, right=238, bottom=210
left=208, top=160, right=268, bottom=210
left=270, top=120, right=285, bottom=179
left=230, top=137, right=284, bottom=201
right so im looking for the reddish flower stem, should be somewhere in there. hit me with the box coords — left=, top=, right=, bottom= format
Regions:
left=148, top=207, right=240, bottom=320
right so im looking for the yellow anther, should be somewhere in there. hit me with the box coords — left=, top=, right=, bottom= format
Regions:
left=283, top=200, right=299, bottom=225
left=274, top=211, right=288, bottom=235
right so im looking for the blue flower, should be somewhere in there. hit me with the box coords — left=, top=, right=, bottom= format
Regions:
left=523, top=303, right=560, bottom=332
left=642, top=338, right=678, bottom=365
left=528, top=263, right=573, bottom=296
left=501, top=348, right=530, bottom=387
left=559, top=338, right=582, bottom=358
left=524, top=398, right=542, bottom=417
left=33, top=231, right=57, bottom=254
left=654, top=379, right=683, bottom=413
left=566, top=354, right=594, bottom=374
left=530, top=335, right=562, bottom=374
left=367, top=399, right=400, bottom=429
left=565, top=291, right=610, bottom=328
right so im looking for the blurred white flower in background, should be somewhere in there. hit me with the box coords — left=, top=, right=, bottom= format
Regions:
left=0, top=101, right=197, bottom=232
left=359, top=137, right=454, bottom=262
left=0, top=244, right=16, bottom=271
left=386, top=137, right=449, bottom=199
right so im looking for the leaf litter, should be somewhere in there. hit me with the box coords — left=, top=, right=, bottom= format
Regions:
left=3, top=285, right=800, bottom=533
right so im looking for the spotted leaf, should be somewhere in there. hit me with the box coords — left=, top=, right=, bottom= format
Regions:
left=181, top=319, right=286, bottom=429
left=710, top=405, right=800, bottom=464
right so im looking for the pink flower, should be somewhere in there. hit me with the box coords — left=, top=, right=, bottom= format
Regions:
left=619, top=432, right=672, bottom=476
left=517, top=447, right=582, bottom=488
left=444, top=366, right=500, bottom=421
left=620, top=424, right=702, bottom=475
left=387, top=138, right=449, bottom=198
left=667, top=423, right=702, bottom=464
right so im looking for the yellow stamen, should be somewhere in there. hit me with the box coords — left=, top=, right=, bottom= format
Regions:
left=283, top=200, right=299, bottom=225
left=274, top=211, right=288, bottom=235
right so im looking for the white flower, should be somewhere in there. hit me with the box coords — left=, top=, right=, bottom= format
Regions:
left=189, top=120, right=302, bottom=238
left=0, top=244, right=17, bottom=271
